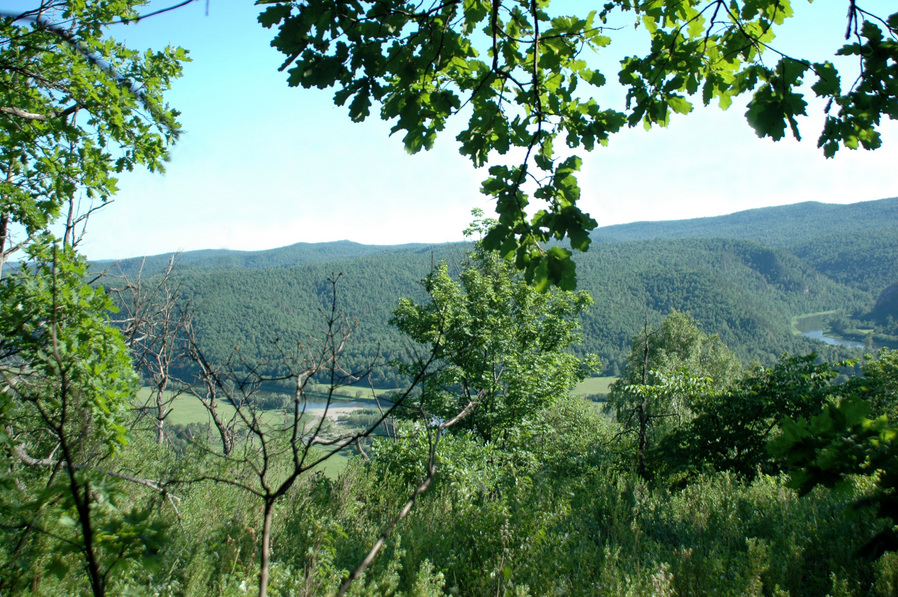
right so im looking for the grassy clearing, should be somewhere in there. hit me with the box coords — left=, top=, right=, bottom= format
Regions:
left=573, top=376, right=617, bottom=396
left=306, top=383, right=405, bottom=400
left=140, top=387, right=355, bottom=479
left=791, top=310, right=838, bottom=334
left=311, top=451, right=351, bottom=479
left=137, top=388, right=296, bottom=428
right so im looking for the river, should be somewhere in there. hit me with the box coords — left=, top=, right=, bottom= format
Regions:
left=799, top=329, right=865, bottom=349
left=794, top=312, right=865, bottom=349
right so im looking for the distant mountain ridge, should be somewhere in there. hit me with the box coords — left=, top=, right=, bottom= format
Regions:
left=591, top=197, right=898, bottom=247
left=100, top=196, right=898, bottom=276
left=96, top=240, right=461, bottom=279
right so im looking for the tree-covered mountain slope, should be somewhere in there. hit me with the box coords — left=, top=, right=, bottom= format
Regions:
left=168, top=244, right=470, bottom=386
left=98, top=198, right=895, bottom=379
left=152, top=238, right=862, bottom=380
left=573, top=239, right=865, bottom=372
left=785, top=228, right=898, bottom=296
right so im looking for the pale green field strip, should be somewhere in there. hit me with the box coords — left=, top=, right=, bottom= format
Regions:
left=141, top=377, right=614, bottom=427
left=137, top=387, right=353, bottom=479
left=573, top=376, right=617, bottom=396
left=143, top=385, right=612, bottom=481
left=314, top=451, right=349, bottom=480
left=307, top=383, right=404, bottom=399
left=790, top=310, right=838, bottom=335
left=138, top=388, right=307, bottom=428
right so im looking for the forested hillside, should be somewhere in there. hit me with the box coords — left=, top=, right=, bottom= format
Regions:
left=593, top=197, right=898, bottom=299
left=787, top=228, right=898, bottom=295
left=169, top=246, right=467, bottom=386
left=106, top=199, right=896, bottom=380
left=574, top=238, right=866, bottom=372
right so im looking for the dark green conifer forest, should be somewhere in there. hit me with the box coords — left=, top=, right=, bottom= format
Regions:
left=2, top=1, right=898, bottom=596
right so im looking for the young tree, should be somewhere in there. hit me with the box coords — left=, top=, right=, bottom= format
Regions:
left=332, top=239, right=594, bottom=594
left=0, top=241, right=167, bottom=596
left=261, top=0, right=898, bottom=287
left=608, top=311, right=740, bottom=478
left=391, top=241, right=595, bottom=442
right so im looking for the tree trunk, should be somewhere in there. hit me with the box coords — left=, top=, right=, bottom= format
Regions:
left=154, top=377, right=168, bottom=445
left=637, top=326, right=650, bottom=479
left=1, top=158, right=12, bottom=279
left=637, top=394, right=648, bottom=479
left=258, top=499, right=275, bottom=597
left=0, top=212, right=8, bottom=280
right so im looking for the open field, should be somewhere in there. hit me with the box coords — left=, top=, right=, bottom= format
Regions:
left=573, top=376, right=617, bottom=396
left=313, top=451, right=350, bottom=479
left=306, top=383, right=405, bottom=400
left=137, top=388, right=356, bottom=428
left=138, top=388, right=356, bottom=479
left=137, top=388, right=283, bottom=427
left=791, top=310, right=838, bottom=334
left=145, top=380, right=614, bottom=482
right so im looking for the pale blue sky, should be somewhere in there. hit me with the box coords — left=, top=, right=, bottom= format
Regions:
left=69, top=0, right=897, bottom=260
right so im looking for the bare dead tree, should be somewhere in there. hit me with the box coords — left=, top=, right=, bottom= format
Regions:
left=181, top=320, right=238, bottom=455
left=105, top=255, right=191, bottom=445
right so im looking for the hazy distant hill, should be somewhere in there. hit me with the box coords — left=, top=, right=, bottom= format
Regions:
left=589, top=196, right=898, bottom=298
left=98, top=197, right=897, bottom=379
left=98, top=196, right=898, bottom=292
left=94, top=240, right=455, bottom=279
left=591, top=197, right=898, bottom=247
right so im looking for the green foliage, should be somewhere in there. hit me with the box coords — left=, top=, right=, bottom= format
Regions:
left=313, top=399, right=893, bottom=596
left=788, top=228, right=898, bottom=297
left=607, top=311, right=740, bottom=477
left=161, top=244, right=460, bottom=388
left=662, top=354, right=840, bottom=481
left=262, top=0, right=897, bottom=286
left=0, top=0, right=184, bottom=243
left=0, top=240, right=137, bottom=446
left=0, top=241, right=172, bottom=595
left=770, top=350, right=898, bottom=560
left=857, top=349, right=898, bottom=421
left=391, top=244, right=594, bottom=440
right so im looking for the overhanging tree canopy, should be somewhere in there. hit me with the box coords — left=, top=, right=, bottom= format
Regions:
left=260, top=0, right=898, bottom=288
left=0, top=1, right=185, bottom=268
